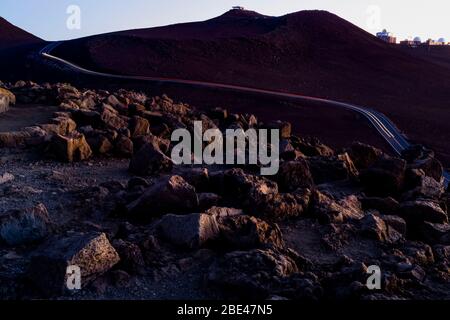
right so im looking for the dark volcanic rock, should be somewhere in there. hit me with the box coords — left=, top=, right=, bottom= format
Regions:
left=290, top=136, right=334, bottom=157
left=207, top=249, right=299, bottom=299
left=126, top=175, right=199, bottom=220
left=254, top=190, right=312, bottom=220
left=0, top=204, right=51, bottom=246
left=402, top=170, right=445, bottom=201
left=311, top=191, right=363, bottom=224
left=115, top=135, right=134, bottom=158
left=217, top=215, right=285, bottom=250
left=402, top=145, right=444, bottom=182
left=49, top=132, right=93, bottom=162
left=277, top=159, right=314, bottom=192
left=308, top=153, right=358, bottom=184
left=359, top=213, right=403, bottom=243
left=346, top=142, right=383, bottom=170
left=129, top=116, right=150, bottom=138
left=360, top=156, right=406, bottom=197
left=112, top=239, right=145, bottom=274
left=129, top=141, right=173, bottom=176
left=29, top=232, right=120, bottom=296
left=360, top=196, right=400, bottom=214
left=399, top=200, right=448, bottom=225
left=418, top=222, right=450, bottom=245
left=157, top=213, right=220, bottom=249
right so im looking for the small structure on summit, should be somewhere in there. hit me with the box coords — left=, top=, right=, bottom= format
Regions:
left=376, top=29, right=397, bottom=44
left=232, top=6, right=245, bottom=10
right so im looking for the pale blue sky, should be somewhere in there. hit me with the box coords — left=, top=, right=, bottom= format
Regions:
left=1, top=0, right=449, bottom=42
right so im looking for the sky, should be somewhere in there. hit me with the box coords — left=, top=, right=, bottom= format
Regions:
left=1, top=0, right=449, bottom=42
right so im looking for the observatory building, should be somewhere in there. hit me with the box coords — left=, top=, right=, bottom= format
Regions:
left=376, top=29, right=397, bottom=44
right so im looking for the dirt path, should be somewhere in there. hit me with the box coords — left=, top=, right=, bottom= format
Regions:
left=0, top=104, right=57, bottom=132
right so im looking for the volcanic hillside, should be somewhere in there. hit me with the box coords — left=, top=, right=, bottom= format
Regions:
left=0, top=17, right=44, bottom=80
left=45, top=10, right=450, bottom=164
left=0, top=17, right=42, bottom=49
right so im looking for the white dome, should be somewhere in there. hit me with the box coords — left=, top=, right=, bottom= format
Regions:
left=438, top=38, right=446, bottom=43
left=413, top=36, right=421, bottom=42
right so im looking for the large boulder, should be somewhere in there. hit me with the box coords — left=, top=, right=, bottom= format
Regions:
left=112, top=239, right=145, bottom=274
left=277, top=159, right=314, bottom=192
left=29, top=232, right=120, bottom=296
left=359, top=156, right=406, bottom=196
left=157, top=213, right=220, bottom=249
left=129, top=116, right=150, bottom=138
left=402, top=171, right=445, bottom=201
left=346, top=142, right=383, bottom=170
left=359, top=213, right=403, bottom=243
left=0, top=131, right=33, bottom=148
left=48, top=115, right=77, bottom=136
left=126, top=175, right=199, bottom=220
left=399, top=200, right=448, bottom=226
left=49, top=132, right=93, bottom=162
left=99, top=104, right=128, bottom=130
left=311, top=191, right=363, bottom=224
left=129, top=141, right=173, bottom=176
left=290, top=136, right=334, bottom=157
left=172, top=167, right=209, bottom=192
left=0, top=204, right=51, bottom=246
left=308, top=153, right=358, bottom=184
left=0, top=88, right=15, bottom=114
left=222, top=168, right=278, bottom=206
left=402, top=145, right=443, bottom=182
left=222, top=169, right=311, bottom=219
left=253, top=189, right=312, bottom=220
left=86, top=133, right=113, bottom=155
left=360, top=196, right=400, bottom=214
left=207, top=249, right=299, bottom=299
left=418, top=222, right=450, bottom=245
left=217, top=215, right=285, bottom=250
left=114, top=135, right=134, bottom=158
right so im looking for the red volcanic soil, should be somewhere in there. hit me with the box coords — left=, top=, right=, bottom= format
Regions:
left=400, top=45, right=450, bottom=70
left=52, top=10, right=450, bottom=164
left=0, top=17, right=42, bottom=49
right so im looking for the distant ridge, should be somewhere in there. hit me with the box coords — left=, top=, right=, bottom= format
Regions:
left=0, top=17, right=42, bottom=48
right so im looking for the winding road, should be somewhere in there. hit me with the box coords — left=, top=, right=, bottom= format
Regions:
left=40, top=41, right=449, bottom=186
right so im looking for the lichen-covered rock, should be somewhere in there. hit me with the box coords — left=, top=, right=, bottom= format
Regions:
left=29, top=232, right=120, bottom=296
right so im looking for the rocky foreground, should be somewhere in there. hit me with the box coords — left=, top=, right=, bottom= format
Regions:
left=0, top=81, right=449, bottom=300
